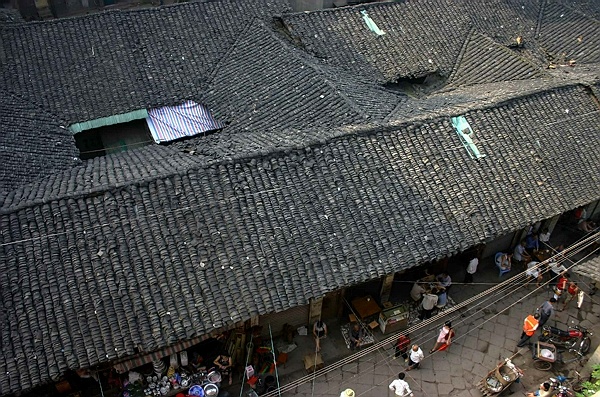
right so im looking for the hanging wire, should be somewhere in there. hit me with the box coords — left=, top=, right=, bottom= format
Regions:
left=238, top=338, right=254, bottom=397
left=268, top=324, right=282, bottom=397
left=274, top=239, right=600, bottom=397
left=259, top=233, right=600, bottom=396
left=95, top=371, right=105, bottom=397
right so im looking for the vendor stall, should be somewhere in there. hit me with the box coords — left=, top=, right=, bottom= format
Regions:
left=378, top=303, right=409, bottom=335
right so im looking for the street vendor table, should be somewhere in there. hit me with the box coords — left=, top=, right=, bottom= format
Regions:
left=351, top=296, right=381, bottom=320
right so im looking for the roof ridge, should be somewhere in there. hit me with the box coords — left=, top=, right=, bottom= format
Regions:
left=0, top=88, right=69, bottom=127
left=202, top=18, right=265, bottom=85
left=1, top=81, right=588, bottom=215
left=446, top=27, right=477, bottom=86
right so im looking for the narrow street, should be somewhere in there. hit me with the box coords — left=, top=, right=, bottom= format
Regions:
left=242, top=232, right=600, bottom=397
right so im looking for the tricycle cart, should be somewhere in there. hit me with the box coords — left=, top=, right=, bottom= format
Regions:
left=531, top=340, right=585, bottom=371
left=532, top=341, right=557, bottom=371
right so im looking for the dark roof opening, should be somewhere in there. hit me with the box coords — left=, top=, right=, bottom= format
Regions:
left=385, top=73, right=446, bottom=98
left=74, top=119, right=152, bottom=160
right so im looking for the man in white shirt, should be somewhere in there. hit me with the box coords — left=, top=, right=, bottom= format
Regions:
left=420, top=291, right=438, bottom=320
left=464, top=256, right=479, bottom=283
left=406, top=344, right=424, bottom=371
left=389, top=372, right=414, bottom=397
left=410, top=282, right=426, bottom=302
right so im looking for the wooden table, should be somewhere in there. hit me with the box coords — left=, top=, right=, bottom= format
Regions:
left=351, top=296, right=381, bottom=320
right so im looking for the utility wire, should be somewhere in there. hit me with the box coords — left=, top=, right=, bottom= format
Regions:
left=351, top=247, right=599, bottom=397
left=261, top=233, right=600, bottom=396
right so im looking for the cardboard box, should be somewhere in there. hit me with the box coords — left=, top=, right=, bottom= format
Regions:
left=303, top=353, right=324, bottom=373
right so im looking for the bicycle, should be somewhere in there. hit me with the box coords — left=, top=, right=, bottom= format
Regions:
left=562, top=370, right=586, bottom=393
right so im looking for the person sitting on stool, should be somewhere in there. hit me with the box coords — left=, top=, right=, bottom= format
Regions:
left=348, top=323, right=364, bottom=350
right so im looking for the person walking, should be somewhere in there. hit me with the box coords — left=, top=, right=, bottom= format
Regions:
left=517, top=313, right=540, bottom=347
left=537, top=298, right=556, bottom=329
left=389, top=372, right=414, bottom=397
left=561, top=281, right=579, bottom=311
left=554, top=273, right=570, bottom=302
left=405, top=344, right=424, bottom=371
left=430, top=321, right=454, bottom=353
left=312, top=319, right=327, bottom=352
left=464, top=255, right=479, bottom=283
left=394, top=333, right=411, bottom=361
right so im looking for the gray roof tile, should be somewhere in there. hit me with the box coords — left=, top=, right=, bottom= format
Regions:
left=0, top=90, right=80, bottom=193
left=538, top=1, right=600, bottom=64
left=449, top=32, right=545, bottom=86
left=280, top=0, right=471, bottom=82
left=0, top=0, right=290, bottom=125
left=1, top=84, right=599, bottom=395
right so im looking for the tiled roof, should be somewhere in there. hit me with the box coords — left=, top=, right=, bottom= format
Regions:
left=1, top=84, right=599, bottom=395
left=0, top=8, right=23, bottom=24
left=554, top=0, right=600, bottom=20
left=538, top=1, right=600, bottom=64
left=0, top=145, right=206, bottom=210
left=0, top=90, right=80, bottom=193
left=448, top=32, right=545, bottom=87
left=0, top=0, right=290, bottom=125
left=573, top=254, right=600, bottom=283
left=279, top=0, right=471, bottom=82
left=199, top=20, right=404, bottom=139
left=459, top=0, right=541, bottom=46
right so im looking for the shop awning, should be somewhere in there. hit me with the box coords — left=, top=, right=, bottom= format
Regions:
left=146, top=101, right=224, bottom=143
left=112, top=336, right=205, bottom=374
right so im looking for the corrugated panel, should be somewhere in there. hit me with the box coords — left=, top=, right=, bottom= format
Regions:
left=69, top=109, right=149, bottom=133
left=146, top=101, right=224, bottom=143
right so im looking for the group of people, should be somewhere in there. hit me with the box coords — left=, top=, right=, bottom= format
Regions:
left=410, top=272, right=453, bottom=320
left=388, top=321, right=454, bottom=395
left=517, top=273, right=579, bottom=348
left=393, top=321, right=454, bottom=368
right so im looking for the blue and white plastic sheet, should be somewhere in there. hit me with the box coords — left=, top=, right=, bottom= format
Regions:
left=146, top=101, right=224, bottom=143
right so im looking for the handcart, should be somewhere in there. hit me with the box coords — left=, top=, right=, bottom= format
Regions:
left=531, top=341, right=557, bottom=371
left=477, top=357, right=523, bottom=396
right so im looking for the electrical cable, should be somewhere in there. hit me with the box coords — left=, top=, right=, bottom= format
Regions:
left=260, top=233, right=600, bottom=396
left=289, top=241, right=600, bottom=397
left=238, top=339, right=253, bottom=397
left=267, top=324, right=282, bottom=397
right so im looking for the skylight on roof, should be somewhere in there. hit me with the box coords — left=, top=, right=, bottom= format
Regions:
left=360, top=10, right=385, bottom=36
left=451, top=116, right=485, bottom=159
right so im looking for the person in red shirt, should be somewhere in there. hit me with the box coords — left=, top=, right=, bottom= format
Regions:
left=394, top=334, right=411, bottom=361
left=561, top=281, right=579, bottom=311
left=554, top=273, right=570, bottom=302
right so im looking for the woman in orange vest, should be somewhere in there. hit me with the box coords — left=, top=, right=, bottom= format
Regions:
left=517, top=313, right=540, bottom=347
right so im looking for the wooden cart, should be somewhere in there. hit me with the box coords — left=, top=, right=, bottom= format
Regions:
left=477, top=358, right=523, bottom=396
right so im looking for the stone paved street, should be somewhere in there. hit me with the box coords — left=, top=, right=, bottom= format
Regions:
left=238, top=246, right=600, bottom=397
